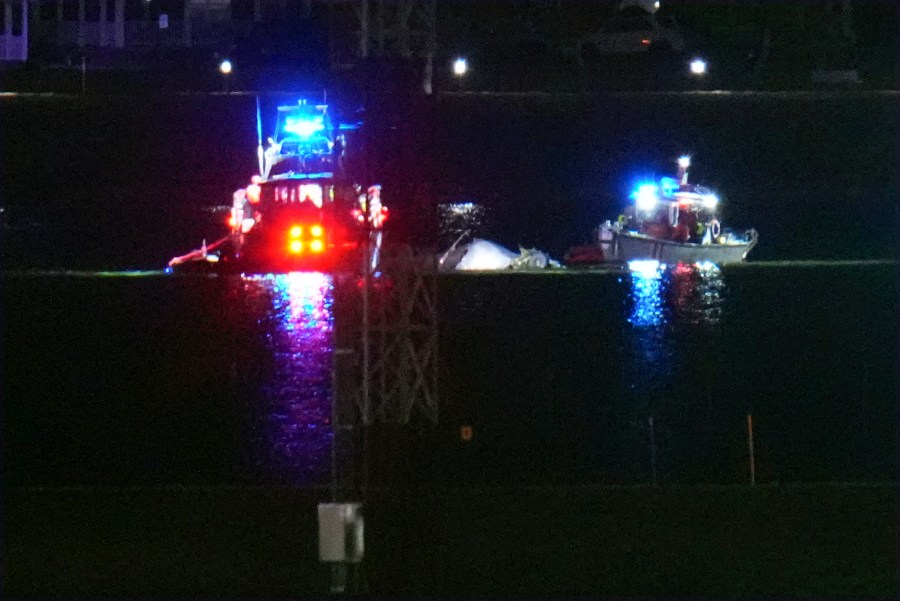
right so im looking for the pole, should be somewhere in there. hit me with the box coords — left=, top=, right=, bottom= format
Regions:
left=362, top=225, right=370, bottom=426
left=81, top=55, right=86, bottom=96
left=649, top=416, right=657, bottom=487
left=747, top=413, right=756, bottom=486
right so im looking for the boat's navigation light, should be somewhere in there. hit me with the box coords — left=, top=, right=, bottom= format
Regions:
left=678, top=156, right=691, bottom=169
left=702, top=193, right=718, bottom=209
left=634, top=184, right=659, bottom=212
left=689, top=59, right=707, bottom=75
left=247, top=179, right=261, bottom=204
left=219, top=59, right=232, bottom=75
left=453, top=57, right=468, bottom=76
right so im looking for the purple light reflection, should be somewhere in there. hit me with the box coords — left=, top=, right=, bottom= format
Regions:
left=243, top=272, right=334, bottom=485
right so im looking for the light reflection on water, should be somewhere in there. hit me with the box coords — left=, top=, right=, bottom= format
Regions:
left=626, top=260, right=725, bottom=329
left=624, top=261, right=726, bottom=403
left=241, top=272, right=334, bottom=484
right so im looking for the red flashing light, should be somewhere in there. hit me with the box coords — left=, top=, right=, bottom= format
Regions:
left=285, top=223, right=327, bottom=256
left=641, top=39, right=651, bottom=45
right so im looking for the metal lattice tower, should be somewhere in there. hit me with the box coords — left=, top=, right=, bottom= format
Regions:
left=333, top=246, right=439, bottom=426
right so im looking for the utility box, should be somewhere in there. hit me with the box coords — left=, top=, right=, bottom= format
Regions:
left=318, top=503, right=364, bottom=563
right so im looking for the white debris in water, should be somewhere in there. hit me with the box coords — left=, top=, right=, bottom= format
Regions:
left=452, top=239, right=558, bottom=271
left=455, top=239, right=519, bottom=270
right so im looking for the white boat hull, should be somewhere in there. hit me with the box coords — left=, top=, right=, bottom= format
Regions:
left=598, top=225, right=757, bottom=265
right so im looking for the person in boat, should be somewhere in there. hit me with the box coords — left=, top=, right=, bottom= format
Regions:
left=617, top=206, right=636, bottom=230
left=641, top=205, right=672, bottom=239
left=679, top=209, right=699, bottom=243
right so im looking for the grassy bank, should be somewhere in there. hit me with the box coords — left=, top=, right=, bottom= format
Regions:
left=3, top=483, right=895, bottom=597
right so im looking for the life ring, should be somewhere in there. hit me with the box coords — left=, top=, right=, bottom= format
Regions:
left=710, top=219, right=721, bottom=238
left=668, top=204, right=679, bottom=227
left=617, top=214, right=628, bottom=227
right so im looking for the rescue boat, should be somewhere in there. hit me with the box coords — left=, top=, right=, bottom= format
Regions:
left=594, top=156, right=758, bottom=265
left=168, top=100, right=386, bottom=274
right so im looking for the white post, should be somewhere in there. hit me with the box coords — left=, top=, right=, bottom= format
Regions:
left=361, top=203, right=371, bottom=425
left=253, top=0, right=262, bottom=23
left=422, top=0, right=436, bottom=94
left=57, top=0, right=63, bottom=23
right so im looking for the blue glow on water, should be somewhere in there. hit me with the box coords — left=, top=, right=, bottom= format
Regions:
left=627, top=260, right=666, bottom=328
left=624, top=261, right=728, bottom=413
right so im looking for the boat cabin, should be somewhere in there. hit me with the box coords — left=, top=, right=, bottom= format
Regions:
left=627, top=159, right=722, bottom=243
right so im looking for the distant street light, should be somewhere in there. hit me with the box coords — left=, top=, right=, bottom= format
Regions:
left=453, top=57, right=468, bottom=76
left=219, top=59, right=233, bottom=92
left=689, top=58, right=707, bottom=75
left=453, top=57, right=468, bottom=91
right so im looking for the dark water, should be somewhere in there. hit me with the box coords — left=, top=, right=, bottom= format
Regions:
left=3, top=262, right=895, bottom=487
left=1, top=93, right=897, bottom=489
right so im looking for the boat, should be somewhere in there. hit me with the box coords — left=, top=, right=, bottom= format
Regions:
left=595, top=157, right=758, bottom=265
left=168, top=100, right=385, bottom=274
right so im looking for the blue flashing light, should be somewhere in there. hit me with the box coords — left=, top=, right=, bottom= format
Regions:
left=632, top=184, right=659, bottom=212
left=270, top=172, right=334, bottom=181
left=283, top=115, right=325, bottom=139
left=659, top=177, right=679, bottom=197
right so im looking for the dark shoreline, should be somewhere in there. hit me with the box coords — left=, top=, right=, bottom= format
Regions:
left=4, top=481, right=896, bottom=597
